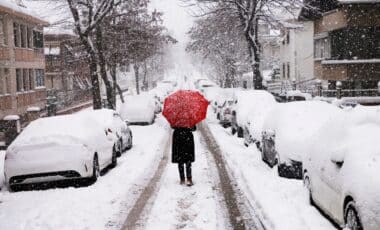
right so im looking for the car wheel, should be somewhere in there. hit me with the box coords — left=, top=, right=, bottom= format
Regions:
left=217, top=113, right=220, bottom=120
left=237, top=127, right=244, bottom=138
left=345, top=201, right=363, bottom=230
left=232, top=127, right=237, bottom=135
left=118, top=139, right=123, bottom=157
left=91, top=155, right=100, bottom=182
left=110, top=147, right=118, bottom=168
left=303, top=174, right=314, bottom=205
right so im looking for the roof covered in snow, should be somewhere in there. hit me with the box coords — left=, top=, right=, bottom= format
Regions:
left=23, top=0, right=74, bottom=35
left=0, top=0, right=48, bottom=25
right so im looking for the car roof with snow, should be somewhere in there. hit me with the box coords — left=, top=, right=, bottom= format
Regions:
left=8, top=113, right=108, bottom=150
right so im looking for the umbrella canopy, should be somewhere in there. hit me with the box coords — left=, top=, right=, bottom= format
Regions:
left=163, top=90, right=209, bottom=128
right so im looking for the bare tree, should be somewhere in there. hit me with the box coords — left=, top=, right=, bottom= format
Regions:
left=186, top=0, right=302, bottom=89
left=66, top=0, right=122, bottom=109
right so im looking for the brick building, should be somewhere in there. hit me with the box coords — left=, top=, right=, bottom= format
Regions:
left=302, top=0, right=380, bottom=91
left=0, top=1, right=48, bottom=120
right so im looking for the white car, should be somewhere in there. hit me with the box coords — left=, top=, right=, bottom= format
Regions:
left=303, top=107, right=380, bottom=230
left=261, top=101, right=341, bottom=178
left=215, top=89, right=236, bottom=127
left=82, top=109, right=133, bottom=155
left=5, top=113, right=118, bottom=191
left=242, top=91, right=277, bottom=147
left=119, top=94, right=156, bottom=125
left=231, top=90, right=273, bottom=138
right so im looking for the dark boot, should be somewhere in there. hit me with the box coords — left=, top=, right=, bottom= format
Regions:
left=186, top=177, right=193, bottom=186
left=180, top=178, right=186, bottom=185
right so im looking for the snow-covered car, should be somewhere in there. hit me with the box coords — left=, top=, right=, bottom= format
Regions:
left=81, top=109, right=133, bottom=155
left=303, top=107, right=380, bottom=230
left=261, top=101, right=341, bottom=179
left=4, top=113, right=118, bottom=191
left=231, top=90, right=273, bottom=138
left=215, top=89, right=236, bottom=127
left=119, top=94, right=156, bottom=125
left=243, top=91, right=277, bottom=148
left=197, top=79, right=217, bottom=92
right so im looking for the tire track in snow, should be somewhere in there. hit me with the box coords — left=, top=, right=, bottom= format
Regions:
left=141, top=131, right=229, bottom=230
left=199, top=122, right=265, bottom=230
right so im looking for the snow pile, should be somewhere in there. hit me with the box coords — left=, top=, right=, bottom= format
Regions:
left=263, top=101, right=341, bottom=163
left=0, top=150, right=5, bottom=189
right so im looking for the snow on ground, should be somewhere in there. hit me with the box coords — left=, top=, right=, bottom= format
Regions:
left=0, top=118, right=169, bottom=230
left=0, top=151, right=5, bottom=189
left=206, top=114, right=337, bottom=230
left=143, top=131, right=229, bottom=230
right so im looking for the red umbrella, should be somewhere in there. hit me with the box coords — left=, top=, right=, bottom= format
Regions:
left=163, top=90, right=209, bottom=128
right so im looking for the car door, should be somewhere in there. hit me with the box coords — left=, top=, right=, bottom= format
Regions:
left=316, top=154, right=343, bottom=218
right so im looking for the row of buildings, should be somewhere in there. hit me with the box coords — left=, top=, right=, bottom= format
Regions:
left=267, top=0, right=380, bottom=96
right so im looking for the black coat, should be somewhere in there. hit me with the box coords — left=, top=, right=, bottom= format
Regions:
left=171, top=127, right=196, bottom=163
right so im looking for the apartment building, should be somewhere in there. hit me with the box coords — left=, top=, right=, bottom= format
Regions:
left=0, top=1, right=48, bottom=120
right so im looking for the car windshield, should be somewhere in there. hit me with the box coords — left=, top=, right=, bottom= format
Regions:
left=1, top=1, right=379, bottom=229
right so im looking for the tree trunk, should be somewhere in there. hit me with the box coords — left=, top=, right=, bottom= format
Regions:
left=110, top=64, right=125, bottom=103
left=89, top=61, right=102, bottom=109
left=245, top=21, right=263, bottom=90
left=96, top=25, right=115, bottom=109
left=134, top=63, right=140, bottom=95
left=142, top=61, right=148, bottom=91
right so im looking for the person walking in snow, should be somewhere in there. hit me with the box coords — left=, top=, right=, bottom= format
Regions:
left=171, top=126, right=196, bottom=186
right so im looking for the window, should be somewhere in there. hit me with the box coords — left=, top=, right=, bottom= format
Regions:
left=27, top=27, right=32, bottom=48
left=28, top=69, right=34, bottom=90
left=287, top=63, right=290, bottom=79
left=23, top=69, right=29, bottom=91
left=0, top=69, right=10, bottom=94
left=35, top=69, right=45, bottom=87
left=20, top=24, right=26, bottom=48
left=0, top=18, right=7, bottom=45
left=16, top=68, right=22, bottom=92
left=33, top=30, right=43, bottom=48
left=314, top=37, right=331, bottom=59
left=13, top=22, right=20, bottom=47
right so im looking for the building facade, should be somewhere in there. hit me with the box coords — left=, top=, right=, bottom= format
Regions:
left=0, top=1, right=48, bottom=120
left=279, top=19, right=315, bottom=90
left=303, top=0, right=380, bottom=91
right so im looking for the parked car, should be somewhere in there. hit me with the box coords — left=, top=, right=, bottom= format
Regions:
left=261, top=101, right=341, bottom=178
left=242, top=91, right=277, bottom=148
left=303, top=108, right=380, bottom=230
left=119, top=94, right=156, bottom=125
left=231, top=90, right=273, bottom=138
left=82, top=109, right=133, bottom=155
left=215, top=89, right=236, bottom=127
left=4, top=113, right=118, bottom=191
